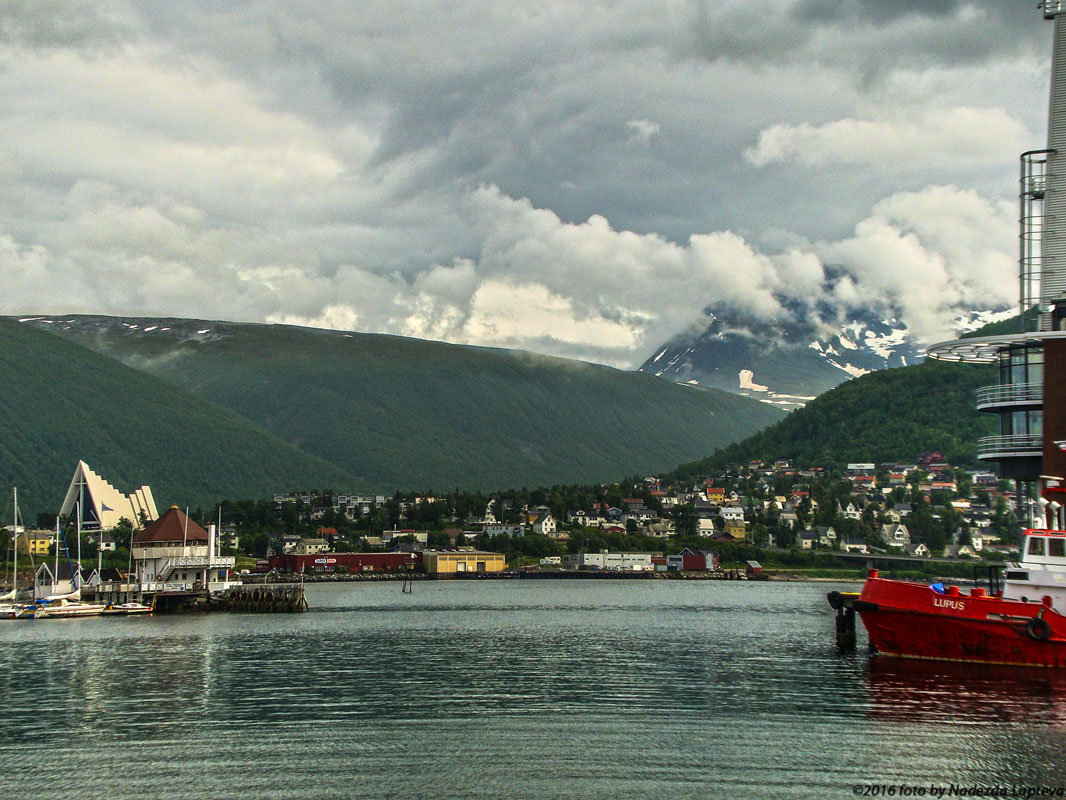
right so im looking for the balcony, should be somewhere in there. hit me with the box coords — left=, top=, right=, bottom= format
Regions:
left=975, top=383, right=1043, bottom=410
left=977, top=434, right=1043, bottom=460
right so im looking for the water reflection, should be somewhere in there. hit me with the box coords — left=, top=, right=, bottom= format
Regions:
left=3, top=582, right=1066, bottom=800
left=864, top=656, right=1066, bottom=727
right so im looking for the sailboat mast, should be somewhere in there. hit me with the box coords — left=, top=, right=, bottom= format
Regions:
left=75, top=500, right=82, bottom=598
left=13, top=488, right=17, bottom=599
left=53, top=516, right=60, bottom=596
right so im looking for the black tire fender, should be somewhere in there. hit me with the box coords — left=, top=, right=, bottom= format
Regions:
left=1027, top=616, right=1052, bottom=642
left=827, top=591, right=844, bottom=610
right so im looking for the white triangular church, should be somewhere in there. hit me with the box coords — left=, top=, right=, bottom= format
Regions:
left=59, top=460, right=158, bottom=531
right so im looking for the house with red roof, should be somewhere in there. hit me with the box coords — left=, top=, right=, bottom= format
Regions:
left=132, top=506, right=238, bottom=594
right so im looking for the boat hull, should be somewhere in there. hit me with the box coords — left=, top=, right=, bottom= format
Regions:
left=857, top=576, right=1066, bottom=668
left=31, top=602, right=108, bottom=619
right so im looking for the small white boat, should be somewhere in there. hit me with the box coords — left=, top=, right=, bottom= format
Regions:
left=101, top=602, right=152, bottom=616
left=30, top=598, right=108, bottom=619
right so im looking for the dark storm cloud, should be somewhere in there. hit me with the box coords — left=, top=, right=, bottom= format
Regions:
left=793, top=0, right=961, bottom=24
left=0, top=0, right=1049, bottom=365
left=0, top=0, right=130, bottom=50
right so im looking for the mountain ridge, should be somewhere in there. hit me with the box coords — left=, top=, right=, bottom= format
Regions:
left=12, top=314, right=784, bottom=496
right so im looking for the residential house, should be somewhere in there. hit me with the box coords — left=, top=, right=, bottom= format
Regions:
left=18, top=531, right=52, bottom=556
left=839, top=502, right=862, bottom=521
left=624, top=506, right=657, bottom=526
left=720, top=506, right=745, bottom=523
left=294, top=538, right=330, bottom=555
left=723, top=520, right=747, bottom=540
left=778, top=503, right=799, bottom=529
left=483, top=523, right=527, bottom=538
left=879, top=523, right=911, bottom=550
left=813, top=525, right=837, bottom=548
left=645, top=520, right=676, bottom=538
left=382, top=530, right=429, bottom=546
left=842, top=536, right=868, bottom=554
left=905, top=543, right=930, bottom=557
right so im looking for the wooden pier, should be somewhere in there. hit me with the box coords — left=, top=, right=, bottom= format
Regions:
left=222, top=584, right=308, bottom=613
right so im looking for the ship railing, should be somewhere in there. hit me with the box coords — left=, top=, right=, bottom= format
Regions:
left=975, top=382, right=1043, bottom=409
left=976, top=434, right=1043, bottom=459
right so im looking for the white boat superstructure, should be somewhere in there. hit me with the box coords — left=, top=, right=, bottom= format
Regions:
left=1002, top=528, right=1066, bottom=608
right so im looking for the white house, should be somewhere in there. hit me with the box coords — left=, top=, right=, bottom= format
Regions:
left=532, top=513, right=557, bottom=536
left=720, top=506, right=745, bottom=523
left=131, top=506, right=238, bottom=594
left=880, top=523, right=911, bottom=549
left=294, top=538, right=330, bottom=555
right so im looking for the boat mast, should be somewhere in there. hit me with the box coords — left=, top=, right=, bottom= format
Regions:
left=53, top=516, right=60, bottom=597
left=75, top=500, right=82, bottom=599
left=12, top=488, right=16, bottom=602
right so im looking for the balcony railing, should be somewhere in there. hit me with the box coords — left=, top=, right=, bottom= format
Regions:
left=977, top=434, right=1043, bottom=459
left=975, top=383, right=1043, bottom=410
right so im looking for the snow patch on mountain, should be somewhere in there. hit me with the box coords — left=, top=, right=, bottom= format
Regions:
left=738, top=369, right=769, bottom=392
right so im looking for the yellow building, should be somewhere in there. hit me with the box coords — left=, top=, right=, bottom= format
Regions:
left=422, top=550, right=506, bottom=576
left=17, top=531, right=53, bottom=556
left=724, top=521, right=747, bottom=541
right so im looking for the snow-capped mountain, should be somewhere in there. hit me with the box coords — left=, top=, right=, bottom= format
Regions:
left=639, top=304, right=1014, bottom=409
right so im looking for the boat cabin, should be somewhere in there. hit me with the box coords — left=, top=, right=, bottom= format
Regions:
left=1022, top=529, right=1066, bottom=563
left=1003, top=528, right=1066, bottom=608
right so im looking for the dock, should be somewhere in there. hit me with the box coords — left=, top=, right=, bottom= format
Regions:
left=221, top=584, right=309, bottom=613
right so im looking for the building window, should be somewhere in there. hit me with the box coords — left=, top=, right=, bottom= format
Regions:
left=999, top=345, right=1043, bottom=386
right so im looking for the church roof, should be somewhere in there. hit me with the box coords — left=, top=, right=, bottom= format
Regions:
left=133, top=506, right=208, bottom=544
left=59, top=460, right=158, bottom=531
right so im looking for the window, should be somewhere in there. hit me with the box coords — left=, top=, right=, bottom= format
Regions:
left=1000, top=345, right=1044, bottom=387
left=1028, top=537, right=1046, bottom=556
left=1049, top=538, right=1065, bottom=558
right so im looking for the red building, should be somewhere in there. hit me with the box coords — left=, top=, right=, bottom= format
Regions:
left=262, top=552, right=421, bottom=574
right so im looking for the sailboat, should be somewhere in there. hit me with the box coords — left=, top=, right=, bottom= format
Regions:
left=1, top=488, right=26, bottom=618
left=22, top=509, right=107, bottom=619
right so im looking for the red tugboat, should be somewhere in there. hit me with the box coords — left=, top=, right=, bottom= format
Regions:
left=850, top=529, right=1066, bottom=667
left=830, top=1, right=1066, bottom=668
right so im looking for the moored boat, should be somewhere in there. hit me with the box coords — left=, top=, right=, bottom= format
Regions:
left=29, top=597, right=109, bottom=619
left=852, top=547, right=1066, bottom=668
left=100, top=601, right=152, bottom=616
left=834, top=2, right=1066, bottom=671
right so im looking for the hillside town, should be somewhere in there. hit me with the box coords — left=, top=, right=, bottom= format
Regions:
left=3, top=451, right=1025, bottom=587
left=215, top=450, right=1022, bottom=576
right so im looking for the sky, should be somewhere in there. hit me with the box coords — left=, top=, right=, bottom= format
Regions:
left=0, top=0, right=1053, bottom=368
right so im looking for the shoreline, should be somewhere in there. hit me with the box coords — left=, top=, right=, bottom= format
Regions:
left=244, top=570, right=873, bottom=585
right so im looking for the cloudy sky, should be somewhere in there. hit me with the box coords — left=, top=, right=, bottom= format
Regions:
left=0, top=0, right=1052, bottom=367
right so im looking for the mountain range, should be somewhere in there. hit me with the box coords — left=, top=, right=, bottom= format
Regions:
left=640, top=301, right=1011, bottom=409
left=4, top=315, right=782, bottom=515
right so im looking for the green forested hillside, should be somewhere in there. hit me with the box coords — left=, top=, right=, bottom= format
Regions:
left=0, top=318, right=356, bottom=518
left=669, top=310, right=1044, bottom=477
left=20, top=316, right=783, bottom=491
left=673, top=358, right=996, bottom=476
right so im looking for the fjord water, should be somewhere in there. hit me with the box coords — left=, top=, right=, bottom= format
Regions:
left=3, top=580, right=1065, bottom=799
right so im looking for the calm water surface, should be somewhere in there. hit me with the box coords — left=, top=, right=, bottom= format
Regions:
left=2, top=579, right=1065, bottom=799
